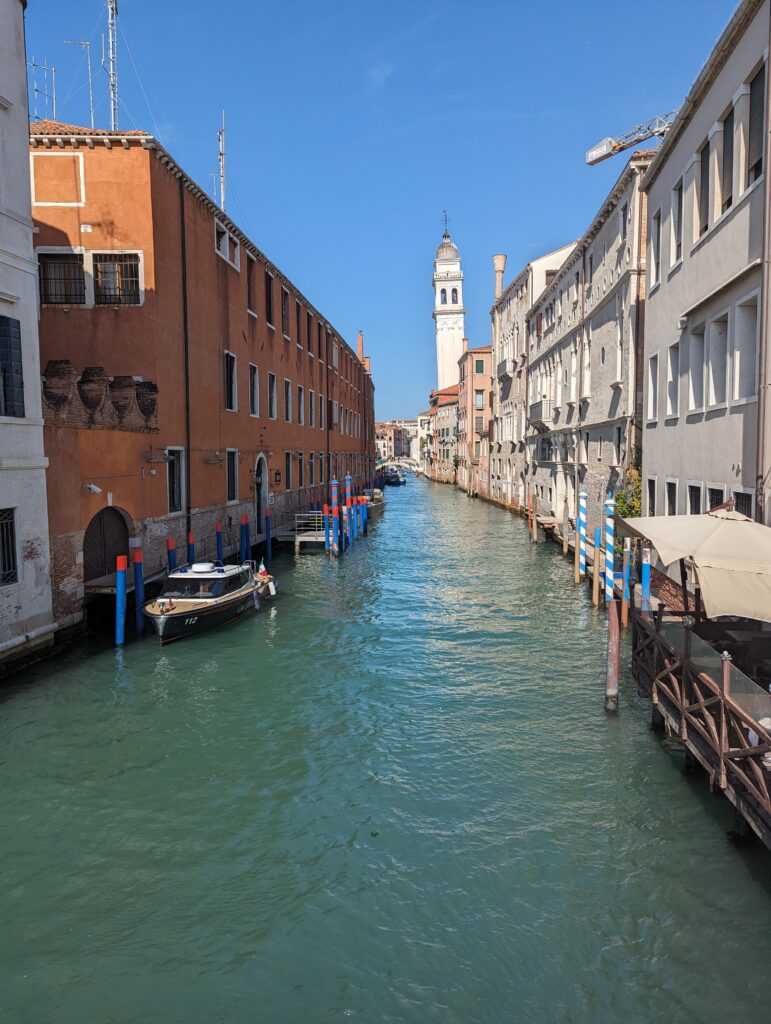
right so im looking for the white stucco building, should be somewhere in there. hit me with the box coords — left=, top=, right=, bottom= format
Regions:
left=433, top=228, right=466, bottom=390
left=489, top=243, right=575, bottom=509
left=0, top=0, right=55, bottom=670
left=642, top=0, right=769, bottom=523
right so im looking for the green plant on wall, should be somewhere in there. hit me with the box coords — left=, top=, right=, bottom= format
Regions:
left=615, top=469, right=642, bottom=520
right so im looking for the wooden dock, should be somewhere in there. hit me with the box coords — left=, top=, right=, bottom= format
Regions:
left=274, top=512, right=327, bottom=553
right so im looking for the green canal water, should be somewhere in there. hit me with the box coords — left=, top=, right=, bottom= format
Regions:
left=1, top=480, right=769, bottom=1023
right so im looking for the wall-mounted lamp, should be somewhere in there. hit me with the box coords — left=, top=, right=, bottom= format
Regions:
left=204, top=452, right=224, bottom=464
left=274, top=470, right=281, bottom=484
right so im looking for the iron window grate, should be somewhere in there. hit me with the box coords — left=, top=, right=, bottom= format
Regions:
left=39, top=254, right=86, bottom=304
left=93, top=253, right=140, bottom=305
left=0, top=508, right=18, bottom=586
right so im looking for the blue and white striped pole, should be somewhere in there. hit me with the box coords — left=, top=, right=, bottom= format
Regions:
left=604, top=494, right=615, bottom=604
left=578, top=487, right=587, bottom=579
left=641, top=546, right=651, bottom=616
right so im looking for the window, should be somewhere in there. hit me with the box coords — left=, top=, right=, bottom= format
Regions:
left=666, top=480, right=677, bottom=516
left=688, top=328, right=705, bottom=411
left=474, top=415, right=483, bottom=433
left=708, top=485, right=725, bottom=510
left=698, top=142, right=710, bottom=236
left=598, top=435, right=604, bottom=461
left=298, top=451, right=304, bottom=488
left=688, top=483, right=702, bottom=515
left=249, top=363, right=259, bottom=416
left=319, top=393, right=325, bottom=429
left=647, top=353, right=659, bottom=420
left=707, top=315, right=728, bottom=406
left=614, top=426, right=622, bottom=466
left=38, top=253, right=86, bottom=304
left=440, top=288, right=447, bottom=304
left=588, top=254, right=593, bottom=285
left=268, top=372, right=277, bottom=419
left=214, top=222, right=239, bottom=268
left=167, top=448, right=184, bottom=513
left=452, top=288, right=458, bottom=304
left=317, top=322, right=323, bottom=359
left=748, top=63, right=765, bottom=186
left=307, top=311, right=313, bottom=353
left=0, top=508, right=17, bottom=586
left=92, top=253, right=141, bottom=305
left=332, top=341, right=339, bottom=369
left=318, top=453, right=324, bottom=483
left=474, top=440, right=480, bottom=459
left=298, top=385, right=305, bottom=425
left=309, top=451, right=315, bottom=485
left=284, top=378, right=292, bottom=422
left=666, top=342, right=680, bottom=417
left=281, top=288, right=289, bottom=338
left=224, top=351, right=236, bottom=411
left=474, top=359, right=484, bottom=374
left=647, top=478, right=656, bottom=516
left=309, top=388, right=315, bottom=427
left=672, top=181, right=683, bottom=262
left=285, top=451, right=292, bottom=490
left=733, top=489, right=753, bottom=517
left=265, top=271, right=274, bottom=326
left=247, top=255, right=256, bottom=313
left=651, top=212, right=661, bottom=285
left=733, top=294, right=758, bottom=401
left=0, top=316, right=25, bottom=418
left=296, top=301, right=302, bottom=347
left=620, top=202, right=628, bottom=242
left=474, top=389, right=484, bottom=410
left=226, top=450, right=238, bottom=502
left=722, top=108, right=734, bottom=212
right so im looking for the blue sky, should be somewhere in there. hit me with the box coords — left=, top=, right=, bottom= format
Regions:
left=26, top=0, right=735, bottom=419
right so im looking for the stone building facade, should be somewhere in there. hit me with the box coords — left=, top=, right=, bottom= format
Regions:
left=428, top=385, right=459, bottom=483
left=30, top=120, right=376, bottom=627
left=0, top=0, right=56, bottom=671
left=457, top=346, right=492, bottom=497
left=489, top=243, right=575, bottom=510
left=525, top=150, right=651, bottom=538
left=641, top=0, right=768, bottom=523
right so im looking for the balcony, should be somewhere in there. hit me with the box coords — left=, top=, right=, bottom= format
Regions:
left=497, top=358, right=515, bottom=380
left=529, top=398, right=553, bottom=429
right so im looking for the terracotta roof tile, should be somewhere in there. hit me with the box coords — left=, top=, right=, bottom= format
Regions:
left=29, top=120, right=149, bottom=137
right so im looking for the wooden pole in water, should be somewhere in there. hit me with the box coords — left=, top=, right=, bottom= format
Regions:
left=621, top=537, right=630, bottom=629
left=562, top=501, right=569, bottom=557
left=532, top=494, right=538, bottom=543
left=605, top=598, right=620, bottom=711
left=592, top=526, right=601, bottom=606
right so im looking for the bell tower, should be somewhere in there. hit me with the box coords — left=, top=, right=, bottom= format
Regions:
left=432, top=215, right=466, bottom=390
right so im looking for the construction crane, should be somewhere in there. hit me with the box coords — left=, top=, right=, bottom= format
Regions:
left=585, top=110, right=679, bottom=165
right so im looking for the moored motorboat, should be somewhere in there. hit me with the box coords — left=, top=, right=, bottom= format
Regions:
left=143, top=560, right=278, bottom=644
left=364, top=487, right=385, bottom=515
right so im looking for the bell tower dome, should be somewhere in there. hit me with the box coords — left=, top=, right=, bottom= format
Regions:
left=432, top=216, right=466, bottom=390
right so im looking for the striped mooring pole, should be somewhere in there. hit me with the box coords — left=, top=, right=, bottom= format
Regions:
left=187, top=531, right=196, bottom=566
left=345, top=472, right=352, bottom=506
left=578, top=487, right=587, bottom=578
left=604, top=494, right=615, bottom=604
left=239, top=514, right=248, bottom=563
left=215, top=521, right=223, bottom=563
left=323, top=503, right=330, bottom=554
left=641, top=546, right=651, bottom=616
left=166, top=537, right=177, bottom=571
left=331, top=477, right=339, bottom=555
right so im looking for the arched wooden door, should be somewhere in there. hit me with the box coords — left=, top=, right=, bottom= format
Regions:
left=83, top=508, right=129, bottom=581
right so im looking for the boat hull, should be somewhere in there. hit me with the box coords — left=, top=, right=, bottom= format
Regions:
left=145, top=587, right=260, bottom=645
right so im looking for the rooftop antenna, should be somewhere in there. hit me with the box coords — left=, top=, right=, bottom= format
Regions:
left=64, top=40, right=94, bottom=129
left=27, top=56, right=56, bottom=121
left=585, top=110, right=679, bottom=165
left=218, top=109, right=226, bottom=210
left=101, top=0, right=119, bottom=131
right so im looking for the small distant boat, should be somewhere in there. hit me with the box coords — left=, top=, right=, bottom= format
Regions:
left=364, top=487, right=385, bottom=515
left=144, top=561, right=278, bottom=645
left=384, top=468, right=407, bottom=486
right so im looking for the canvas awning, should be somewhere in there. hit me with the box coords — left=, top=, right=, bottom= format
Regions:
left=618, top=509, right=771, bottom=623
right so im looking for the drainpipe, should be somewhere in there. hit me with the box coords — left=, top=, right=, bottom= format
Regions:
left=756, top=11, right=771, bottom=523
left=632, top=165, right=646, bottom=475
left=178, top=178, right=192, bottom=537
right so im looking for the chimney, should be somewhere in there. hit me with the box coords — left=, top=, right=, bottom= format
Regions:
left=493, top=254, right=507, bottom=300
left=357, top=329, right=364, bottom=361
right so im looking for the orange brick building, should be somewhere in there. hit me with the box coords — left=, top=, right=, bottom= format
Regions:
left=30, top=121, right=376, bottom=626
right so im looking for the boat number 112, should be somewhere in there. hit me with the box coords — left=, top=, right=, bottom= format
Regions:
left=184, top=616, right=198, bottom=626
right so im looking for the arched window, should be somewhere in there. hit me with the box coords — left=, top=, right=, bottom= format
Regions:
left=440, top=289, right=447, bottom=305
left=451, top=288, right=458, bottom=304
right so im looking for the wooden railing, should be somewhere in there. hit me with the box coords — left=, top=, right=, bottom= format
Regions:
left=631, top=596, right=771, bottom=848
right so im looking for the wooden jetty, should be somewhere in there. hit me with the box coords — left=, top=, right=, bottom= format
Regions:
left=273, top=512, right=327, bottom=554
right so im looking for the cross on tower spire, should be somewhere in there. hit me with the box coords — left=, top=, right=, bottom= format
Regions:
left=442, top=210, right=450, bottom=237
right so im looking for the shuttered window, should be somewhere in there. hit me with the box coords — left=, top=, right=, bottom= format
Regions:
left=722, top=108, right=734, bottom=211
left=699, top=143, right=709, bottom=236
left=0, top=316, right=25, bottom=418
left=748, top=64, right=765, bottom=185
left=0, top=508, right=17, bottom=586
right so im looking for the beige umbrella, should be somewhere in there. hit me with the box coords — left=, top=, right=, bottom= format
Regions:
left=619, top=509, right=771, bottom=622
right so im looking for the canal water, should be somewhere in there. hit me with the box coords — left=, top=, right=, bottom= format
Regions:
left=1, top=480, right=769, bottom=1023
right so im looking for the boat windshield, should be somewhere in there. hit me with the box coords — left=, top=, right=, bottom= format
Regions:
left=160, top=576, right=227, bottom=599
